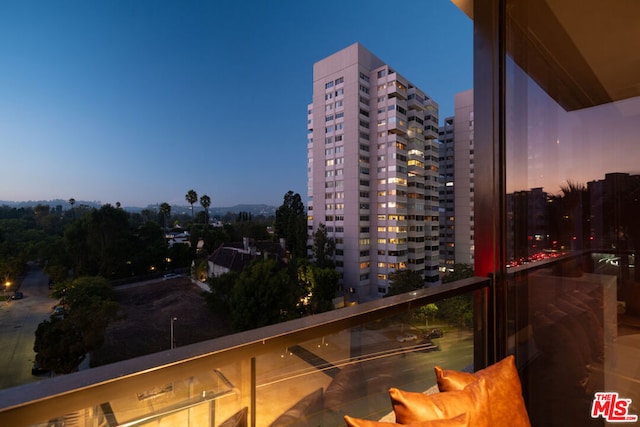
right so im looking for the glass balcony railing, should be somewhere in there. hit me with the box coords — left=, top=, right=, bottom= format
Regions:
left=0, top=277, right=489, bottom=427
left=506, top=251, right=640, bottom=427
left=2, top=252, right=636, bottom=426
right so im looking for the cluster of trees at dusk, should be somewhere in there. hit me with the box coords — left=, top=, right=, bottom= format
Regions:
left=1, top=188, right=340, bottom=370
left=1, top=185, right=488, bottom=374
left=34, top=276, right=119, bottom=374
left=0, top=192, right=278, bottom=289
left=206, top=191, right=339, bottom=332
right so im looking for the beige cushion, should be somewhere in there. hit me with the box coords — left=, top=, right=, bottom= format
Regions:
left=390, top=378, right=490, bottom=427
left=435, top=355, right=530, bottom=427
left=344, top=413, right=469, bottom=427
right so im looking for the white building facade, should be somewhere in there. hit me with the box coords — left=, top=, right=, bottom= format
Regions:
left=307, top=43, right=440, bottom=301
left=438, top=89, right=475, bottom=271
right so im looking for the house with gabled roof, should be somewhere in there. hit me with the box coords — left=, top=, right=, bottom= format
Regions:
left=207, top=237, right=287, bottom=278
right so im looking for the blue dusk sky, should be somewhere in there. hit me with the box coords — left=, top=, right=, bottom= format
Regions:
left=0, top=1, right=472, bottom=208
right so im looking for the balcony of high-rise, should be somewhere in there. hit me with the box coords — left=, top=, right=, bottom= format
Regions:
left=2, top=1, right=640, bottom=426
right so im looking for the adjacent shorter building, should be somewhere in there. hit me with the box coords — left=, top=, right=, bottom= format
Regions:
left=207, top=238, right=287, bottom=278
left=438, top=89, right=475, bottom=272
left=307, top=43, right=440, bottom=301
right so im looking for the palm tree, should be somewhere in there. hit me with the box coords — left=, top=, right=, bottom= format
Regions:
left=159, top=202, right=171, bottom=230
left=185, top=189, right=198, bottom=219
left=199, top=195, right=211, bottom=227
left=68, top=198, right=76, bottom=219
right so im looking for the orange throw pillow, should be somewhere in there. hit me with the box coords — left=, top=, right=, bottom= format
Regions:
left=434, top=355, right=530, bottom=427
left=390, top=378, right=490, bottom=427
left=344, top=413, right=469, bottom=427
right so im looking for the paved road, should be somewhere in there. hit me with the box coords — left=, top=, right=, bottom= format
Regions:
left=0, top=265, right=57, bottom=390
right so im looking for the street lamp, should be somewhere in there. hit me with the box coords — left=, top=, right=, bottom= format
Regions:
left=170, top=317, right=178, bottom=349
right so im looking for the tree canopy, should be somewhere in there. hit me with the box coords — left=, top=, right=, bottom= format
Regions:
left=386, top=269, right=424, bottom=296
left=312, top=223, right=335, bottom=268
left=275, top=191, right=306, bottom=259
left=229, top=259, right=296, bottom=331
left=34, top=276, right=120, bottom=373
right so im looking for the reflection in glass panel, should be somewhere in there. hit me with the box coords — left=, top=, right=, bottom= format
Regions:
left=503, top=2, right=640, bottom=425
left=256, top=297, right=476, bottom=425
left=39, top=368, right=241, bottom=427
left=22, top=291, right=482, bottom=427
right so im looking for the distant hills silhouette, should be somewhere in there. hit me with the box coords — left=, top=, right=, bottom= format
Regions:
left=0, top=200, right=276, bottom=217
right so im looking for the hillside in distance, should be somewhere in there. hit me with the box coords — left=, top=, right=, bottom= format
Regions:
left=0, top=200, right=276, bottom=217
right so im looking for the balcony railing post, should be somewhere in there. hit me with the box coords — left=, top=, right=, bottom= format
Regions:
left=250, top=357, right=256, bottom=427
left=473, top=286, right=489, bottom=371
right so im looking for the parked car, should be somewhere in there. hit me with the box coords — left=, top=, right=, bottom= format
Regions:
left=424, top=328, right=444, bottom=339
left=11, top=291, right=23, bottom=300
left=396, top=332, right=418, bottom=343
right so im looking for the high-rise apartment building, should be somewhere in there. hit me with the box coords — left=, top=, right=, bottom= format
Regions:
left=438, top=89, right=474, bottom=271
left=307, top=43, right=440, bottom=301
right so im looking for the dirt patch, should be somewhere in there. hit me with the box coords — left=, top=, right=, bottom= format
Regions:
left=92, top=279, right=232, bottom=367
